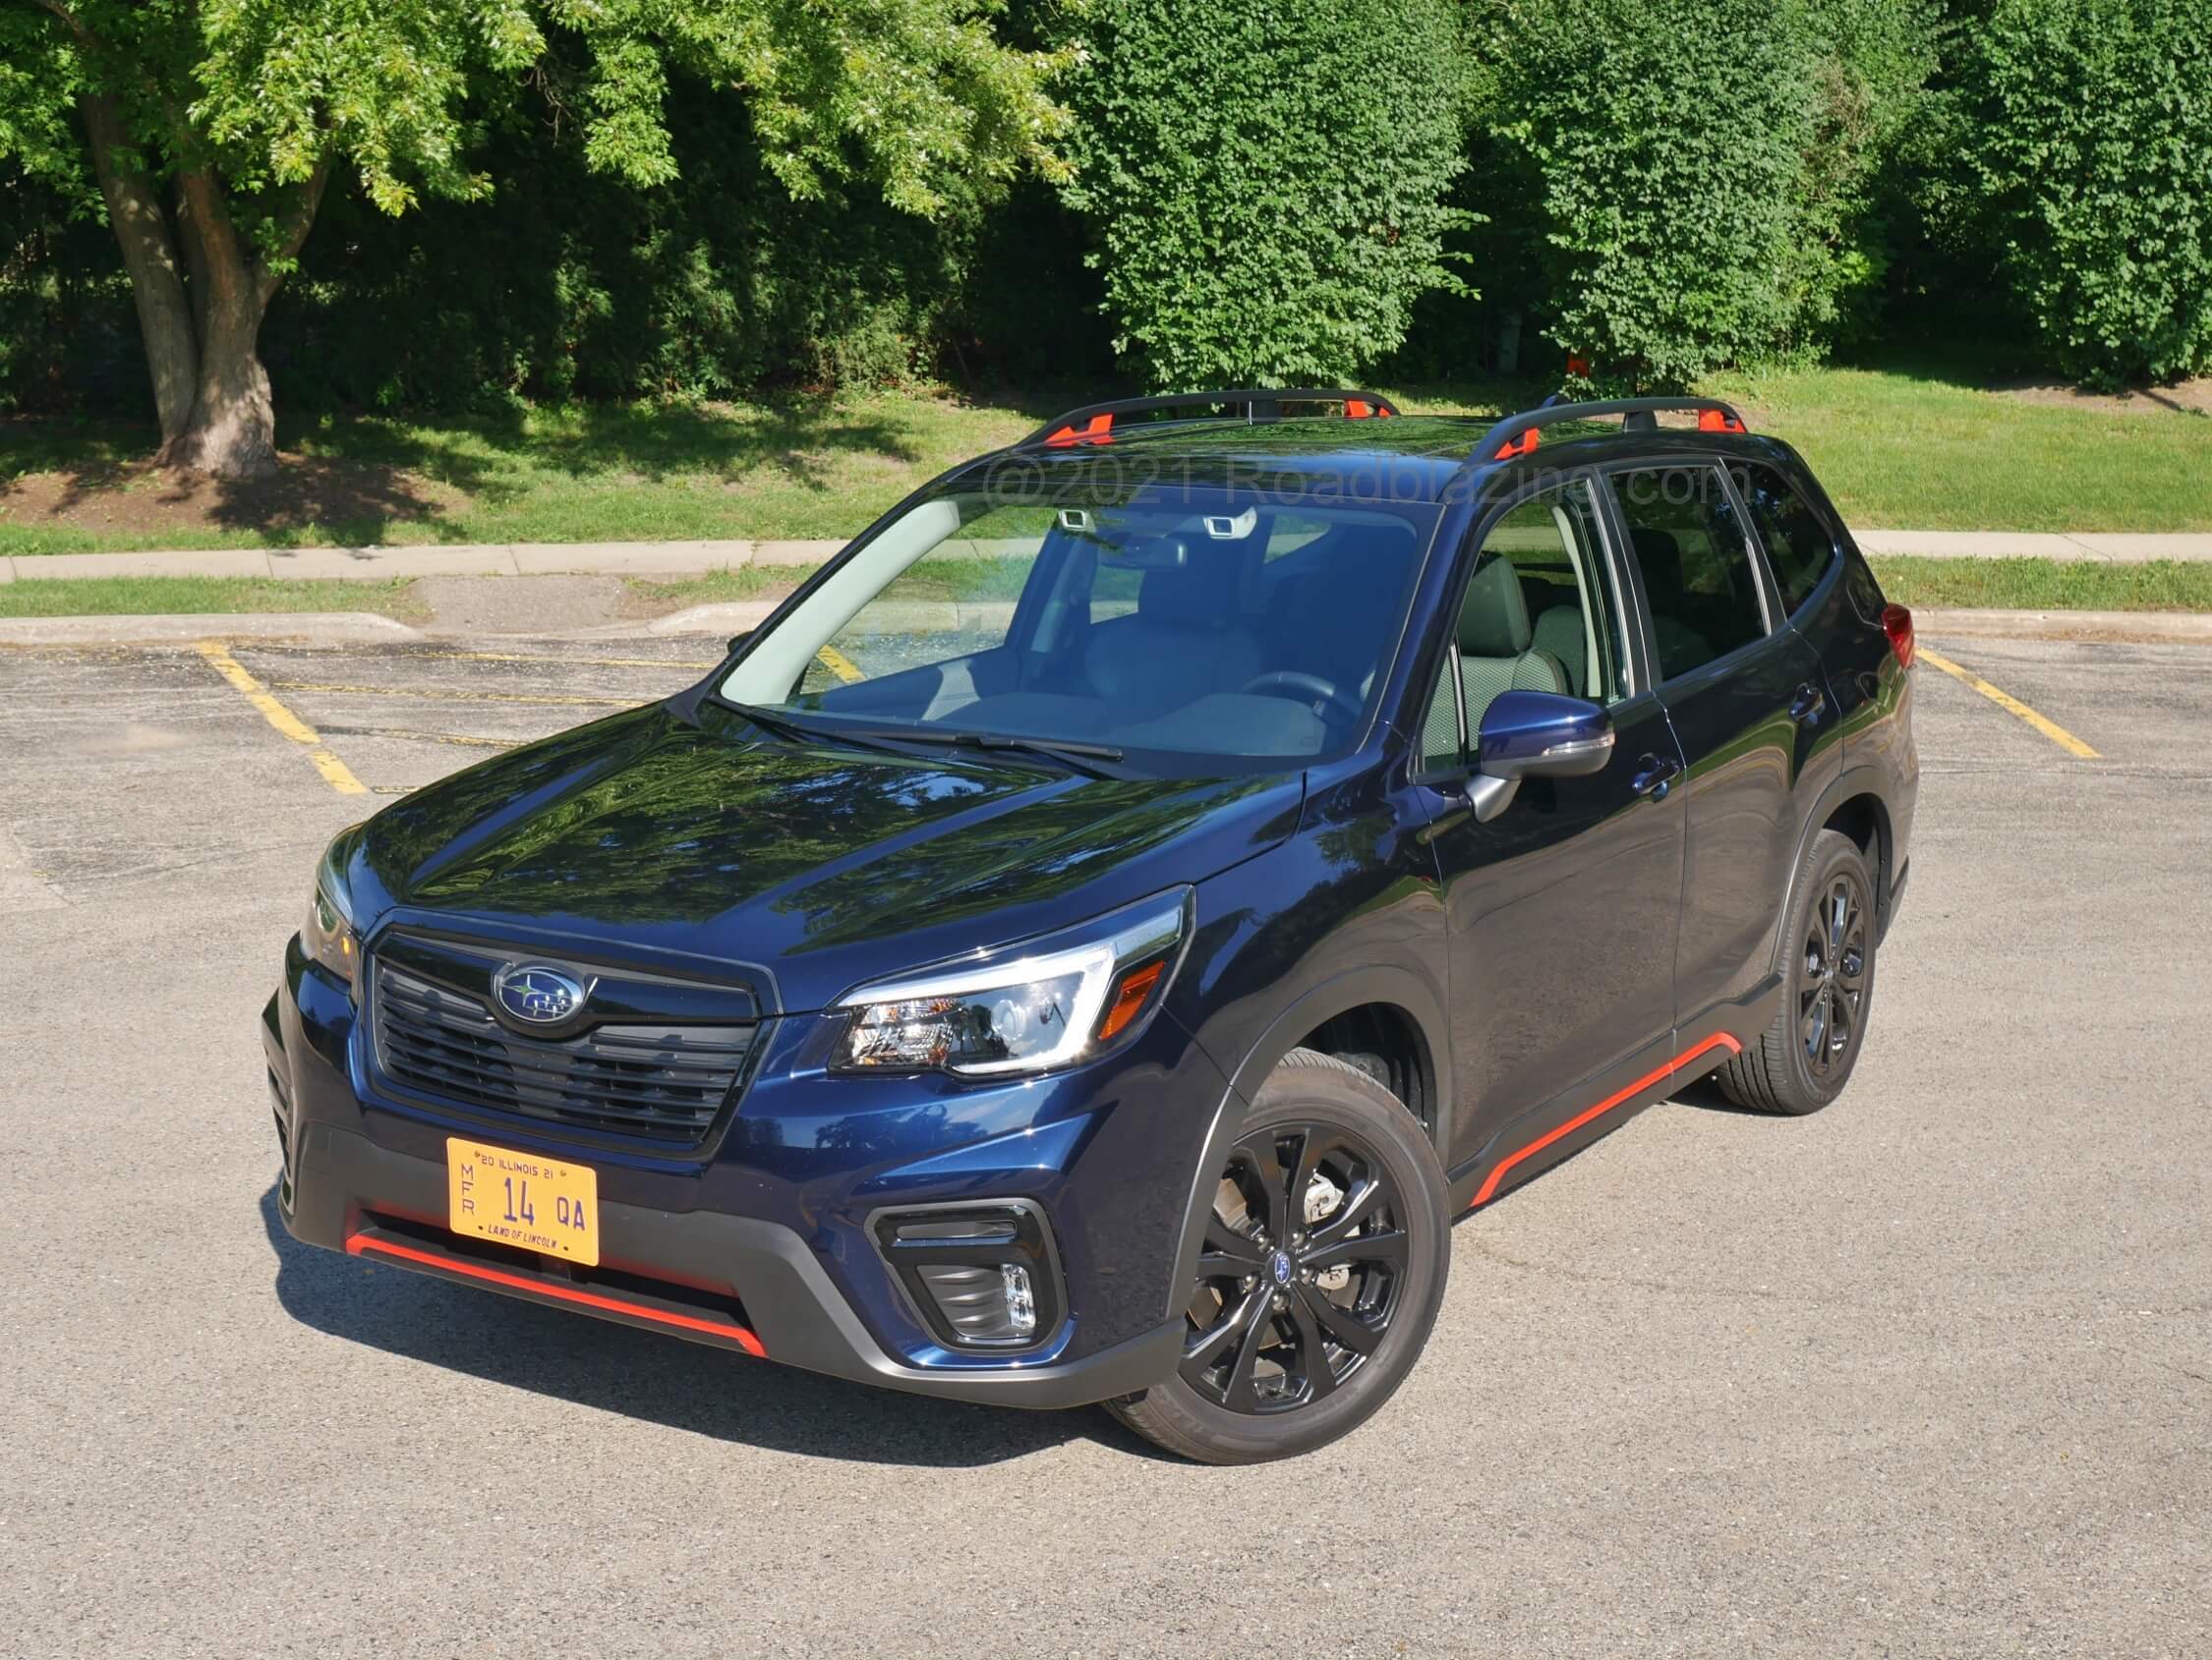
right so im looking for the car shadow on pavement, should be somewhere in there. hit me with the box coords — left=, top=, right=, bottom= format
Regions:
left=259, top=1185, right=1168, bottom=1467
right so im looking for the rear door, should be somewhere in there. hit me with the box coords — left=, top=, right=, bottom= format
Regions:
left=1602, top=462, right=1839, bottom=1026
left=1416, top=476, right=1687, bottom=1161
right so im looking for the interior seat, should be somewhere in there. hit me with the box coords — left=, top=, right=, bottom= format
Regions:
left=1530, top=604, right=1588, bottom=697
left=1458, top=556, right=1569, bottom=734
left=1084, top=544, right=1263, bottom=719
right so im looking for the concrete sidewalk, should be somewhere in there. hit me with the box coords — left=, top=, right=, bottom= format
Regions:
left=7, top=527, right=2212, bottom=584
left=0, top=538, right=842, bottom=585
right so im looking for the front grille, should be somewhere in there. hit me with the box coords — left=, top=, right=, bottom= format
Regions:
left=371, top=959, right=755, bottom=1142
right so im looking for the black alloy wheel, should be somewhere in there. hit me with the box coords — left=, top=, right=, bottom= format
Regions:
left=1716, top=828, right=1881, bottom=1115
left=1181, top=1121, right=1408, bottom=1413
left=1801, top=868, right=1870, bottom=1079
left=1106, top=1048, right=1449, bottom=1463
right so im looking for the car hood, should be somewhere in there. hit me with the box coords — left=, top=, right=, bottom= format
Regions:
left=346, top=702, right=1302, bottom=1012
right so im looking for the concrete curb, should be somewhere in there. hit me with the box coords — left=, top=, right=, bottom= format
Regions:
left=10, top=528, right=2212, bottom=586
left=8, top=601, right=2204, bottom=651
left=0, top=611, right=425, bottom=646
left=1916, top=606, right=2212, bottom=644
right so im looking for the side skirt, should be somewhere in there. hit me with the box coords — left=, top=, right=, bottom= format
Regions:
left=1447, top=976, right=1780, bottom=1213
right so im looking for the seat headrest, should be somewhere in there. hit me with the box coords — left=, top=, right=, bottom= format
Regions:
left=1631, top=527, right=1683, bottom=587
left=1457, top=555, right=1532, bottom=658
left=1136, top=545, right=1243, bottom=626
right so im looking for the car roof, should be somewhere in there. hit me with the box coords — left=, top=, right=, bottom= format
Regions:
left=950, top=410, right=1805, bottom=509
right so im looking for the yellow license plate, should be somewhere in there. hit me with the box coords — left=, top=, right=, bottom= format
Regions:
left=445, top=1136, right=600, bottom=1266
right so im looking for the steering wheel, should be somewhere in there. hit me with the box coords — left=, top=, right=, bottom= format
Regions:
left=1241, top=670, right=1365, bottom=725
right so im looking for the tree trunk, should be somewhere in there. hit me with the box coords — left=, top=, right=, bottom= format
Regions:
left=156, top=168, right=280, bottom=479
left=159, top=290, right=279, bottom=480
left=80, top=93, right=198, bottom=445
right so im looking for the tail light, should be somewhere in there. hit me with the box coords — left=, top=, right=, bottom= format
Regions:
left=1882, top=603, right=1915, bottom=669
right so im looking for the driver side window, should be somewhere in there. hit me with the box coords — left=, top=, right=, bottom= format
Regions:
left=1421, top=479, right=1628, bottom=773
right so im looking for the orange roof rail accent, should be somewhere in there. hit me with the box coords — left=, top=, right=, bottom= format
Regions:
left=1494, top=429, right=1541, bottom=460
left=1044, top=413, right=1116, bottom=448
left=1697, top=409, right=1748, bottom=433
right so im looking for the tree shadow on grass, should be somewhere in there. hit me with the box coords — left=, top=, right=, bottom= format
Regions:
left=314, top=395, right=961, bottom=500
left=258, top=1183, right=1172, bottom=1467
left=3, top=415, right=477, bottom=546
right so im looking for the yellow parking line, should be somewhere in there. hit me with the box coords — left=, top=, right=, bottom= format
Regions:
left=373, top=649, right=719, bottom=670
left=320, top=725, right=519, bottom=751
left=1919, top=648, right=2100, bottom=760
left=815, top=644, right=863, bottom=685
left=262, top=679, right=634, bottom=708
left=193, top=641, right=369, bottom=796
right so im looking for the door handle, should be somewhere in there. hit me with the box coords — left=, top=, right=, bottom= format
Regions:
left=1788, top=682, right=1827, bottom=725
left=1631, top=753, right=1682, bottom=800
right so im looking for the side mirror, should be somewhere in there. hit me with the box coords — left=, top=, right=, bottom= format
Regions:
left=727, top=631, right=753, bottom=656
left=1464, top=690, right=1615, bottom=823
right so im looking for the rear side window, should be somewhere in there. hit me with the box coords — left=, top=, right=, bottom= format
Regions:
left=1737, top=462, right=1838, bottom=615
left=1608, top=467, right=1770, bottom=682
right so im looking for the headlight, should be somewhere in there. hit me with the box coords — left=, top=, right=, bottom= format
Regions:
left=834, top=891, right=1189, bottom=1078
left=303, top=835, right=361, bottom=988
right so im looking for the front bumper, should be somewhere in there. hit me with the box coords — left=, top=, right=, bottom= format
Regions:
left=262, top=939, right=1218, bottom=1409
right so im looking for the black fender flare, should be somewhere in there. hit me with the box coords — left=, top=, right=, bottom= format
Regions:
left=1160, top=962, right=1453, bottom=1325
left=1769, top=763, right=1896, bottom=974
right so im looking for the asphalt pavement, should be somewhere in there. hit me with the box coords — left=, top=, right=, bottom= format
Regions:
left=0, top=628, right=2205, bottom=1658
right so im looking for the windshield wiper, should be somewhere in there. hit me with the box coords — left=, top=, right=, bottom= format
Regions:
left=841, top=726, right=1126, bottom=778
left=726, top=703, right=828, bottom=747
left=729, top=705, right=956, bottom=761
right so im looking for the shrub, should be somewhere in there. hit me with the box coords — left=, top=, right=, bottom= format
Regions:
left=1060, top=0, right=1472, bottom=390
left=1471, top=0, right=1935, bottom=390
left=1958, top=0, right=2212, bottom=388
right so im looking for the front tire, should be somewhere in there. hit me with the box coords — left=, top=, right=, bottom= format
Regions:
left=1717, top=829, right=1879, bottom=1115
left=1105, top=1048, right=1450, bottom=1463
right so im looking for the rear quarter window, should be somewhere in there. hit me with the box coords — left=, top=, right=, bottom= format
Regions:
left=1737, top=462, right=1839, bottom=616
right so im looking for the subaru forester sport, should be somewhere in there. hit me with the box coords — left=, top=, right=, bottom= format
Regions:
left=264, top=389, right=1917, bottom=1462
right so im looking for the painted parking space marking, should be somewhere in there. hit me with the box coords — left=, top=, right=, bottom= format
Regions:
left=246, top=644, right=721, bottom=671
left=261, top=679, right=637, bottom=708
left=815, top=644, right=864, bottom=684
left=319, top=724, right=519, bottom=751
left=192, top=641, right=369, bottom=796
left=1918, top=648, right=2101, bottom=760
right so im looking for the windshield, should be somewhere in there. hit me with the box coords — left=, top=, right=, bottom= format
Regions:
left=718, top=482, right=1438, bottom=769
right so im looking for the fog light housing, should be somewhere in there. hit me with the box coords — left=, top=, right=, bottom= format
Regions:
left=872, top=1202, right=1064, bottom=1350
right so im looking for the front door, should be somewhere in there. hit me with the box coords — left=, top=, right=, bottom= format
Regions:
left=1416, top=478, right=1687, bottom=1168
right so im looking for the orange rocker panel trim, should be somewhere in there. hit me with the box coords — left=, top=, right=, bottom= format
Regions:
left=1470, top=1034, right=1743, bottom=1208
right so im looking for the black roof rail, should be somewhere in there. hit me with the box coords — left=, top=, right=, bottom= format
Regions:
left=1472, top=396, right=1749, bottom=463
left=1019, top=387, right=1401, bottom=449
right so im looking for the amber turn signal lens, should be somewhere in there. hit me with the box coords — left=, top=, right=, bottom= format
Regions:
left=1095, top=959, right=1166, bottom=1043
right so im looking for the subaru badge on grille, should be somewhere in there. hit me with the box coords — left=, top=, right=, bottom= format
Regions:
left=491, top=963, right=589, bottom=1025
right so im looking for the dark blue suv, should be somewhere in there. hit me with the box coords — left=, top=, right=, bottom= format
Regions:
left=264, top=390, right=1917, bottom=1462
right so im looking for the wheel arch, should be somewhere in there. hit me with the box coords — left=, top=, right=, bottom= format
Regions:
left=1771, top=769, right=1895, bottom=976
left=1165, top=965, right=1452, bottom=1324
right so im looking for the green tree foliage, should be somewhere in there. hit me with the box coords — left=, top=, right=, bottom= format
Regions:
left=0, top=0, right=1067, bottom=474
left=1472, top=0, right=1935, bottom=390
left=1059, top=0, right=1472, bottom=390
left=1954, top=0, right=2212, bottom=387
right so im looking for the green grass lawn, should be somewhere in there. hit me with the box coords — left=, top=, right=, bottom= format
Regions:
left=1866, top=556, right=2212, bottom=611
left=4, top=358, right=2208, bottom=559
left=0, top=576, right=423, bottom=618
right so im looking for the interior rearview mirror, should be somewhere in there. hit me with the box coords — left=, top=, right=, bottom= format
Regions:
left=1465, top=690, right=1616, bottom=823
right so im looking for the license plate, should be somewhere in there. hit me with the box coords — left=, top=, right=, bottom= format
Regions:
left=445, top=1136, right=600, bottom=1266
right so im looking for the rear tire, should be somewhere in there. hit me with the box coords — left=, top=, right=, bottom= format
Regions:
left=1105, top=1048, right=1450, bottom=1463
left=1717, top=829, right=1878, bottom=1116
